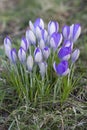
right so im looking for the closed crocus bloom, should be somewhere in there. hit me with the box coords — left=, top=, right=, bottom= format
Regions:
left=34, top=47, right=43, bottom=63
left=26, top=29, right=36, bottom=45
left=4, top=36, right=12, bottom=57
left=58, top=46, right=71, bottom=61
left=71, top=49, right=80, bottom=63
left=48, top=21, right=59, bottom=35
left=35, top=26, right=42, bottom=40
left=27, top=55, right=33, bottom=71
left=42, top=47, right=50, bottom=60
left=50, top=32, right=63, bottom=50
left=62, top=25, right=70, bottom=39
left=53, top=61, right=70, bottom=76
left=34, top=18, right=44, bottom=29
left=9, top=48, right=17, bottom=64
left=18, top=47, right=26, bottom=63
left=21, top=37, right=29, bottom=51
left=70, top=24, right=81, bottom=42
left=39, top=39, right=45, bottom=50
left=38, top=62, right=47, bottom=78
left=41, top=29, right=48, bottom=43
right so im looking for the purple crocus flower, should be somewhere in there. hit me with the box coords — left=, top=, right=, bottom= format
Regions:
left=21, top=37, right=29, bottom=51
left=18, top=47, right=26, bottom=63
left=62, top=25, right=70, bottom=39
left=34, top=18, right=44, bottom=29
left=50, top=32, right=63, bottom=50
left=63, top=40, right=73, bottom=50
left=58, top=46, right=71, bottom=61
left=38, top=62, right=47, bottom=78
left=53, top=61, right=70, bottom=76
left=4, top=36, right=12, bottom=57
left=26, top=29, right=36, bottom=45
left=9, top=48, right=17, bottom=64
left=48, top=21, right=59, bottom=35
left=34, top=47, right=43, bottom=63
left=70, top=24, right=81, bottom=42
left=42, top=47, right=50, bottom=60
left=71, top=49, right=80, bottom=63
left=27, top=55, right=34, bottom=71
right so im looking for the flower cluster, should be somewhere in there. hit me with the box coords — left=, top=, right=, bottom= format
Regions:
left=4, top=18, right=81, bottom=77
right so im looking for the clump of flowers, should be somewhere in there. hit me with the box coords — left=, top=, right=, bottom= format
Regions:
left=3, top=18, right=81, bottom=104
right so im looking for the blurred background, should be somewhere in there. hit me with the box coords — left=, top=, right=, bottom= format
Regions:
left=0, top=0, right=87, bottom=43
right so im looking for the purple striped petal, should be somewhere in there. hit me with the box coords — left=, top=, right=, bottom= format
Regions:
left=71, top=49, right=80, bottom=63
left=53, top=61, right=70, bottom=76
left=4, top=36, right=12, bottom=48
left=63, top=40, right=73, bottom=50
left=62, top=25, right=70, bottom=39
left=48, top=21, right=59, bottom=35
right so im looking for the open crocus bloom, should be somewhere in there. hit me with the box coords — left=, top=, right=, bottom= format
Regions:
left=18, top=47, right=26, bottom=63
left=58, top=46, right=71, bottom=61
left=9, top=48, right=17, bottom=64
left=48, top=21, right=59, bottom=35
left=34, top=47, right=43, bottom=63
left=71, top=49, right=80, bottom=63
left=53, top=61, right=70, bottom=76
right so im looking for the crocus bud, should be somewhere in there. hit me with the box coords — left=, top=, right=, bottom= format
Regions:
left=34, top=47, right=43, bottom=63
left=38, top=39, right=45, bottom=50
left=35, top=26, right=42, bottom=40
left=38, top=62, right=47, bottom=78
left=9, top=48, right=17, bottom=64
left=62, top=25, right=70, bottom=39
left=48, top=21, right=59, bottom=35
left=53, top=61, right=70, bottom=76
left=50, top=33, right=62, bottom=50
left=26, top=29, right=36, bottom=45
left=71, top=49, right=80, bottom=63
left=18, top=47, right=26, bottom=63
left=58, top=47, right=71, bottom=61
left=70, top=24, right=81, bottom=42
left=34, top=18, right=44, bottom=29
left=29, top=20, right=35, bottom=32
left=21, top=37, right=29, bottom=51
left=4, top=36, right=12, bottom=57
left=42, top=47, right=50, bottom=60
left=27, top=55, right=33, bottom=71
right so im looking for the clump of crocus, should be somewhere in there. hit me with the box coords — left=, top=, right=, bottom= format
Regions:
left=4, top=18, right=81, bottom=78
